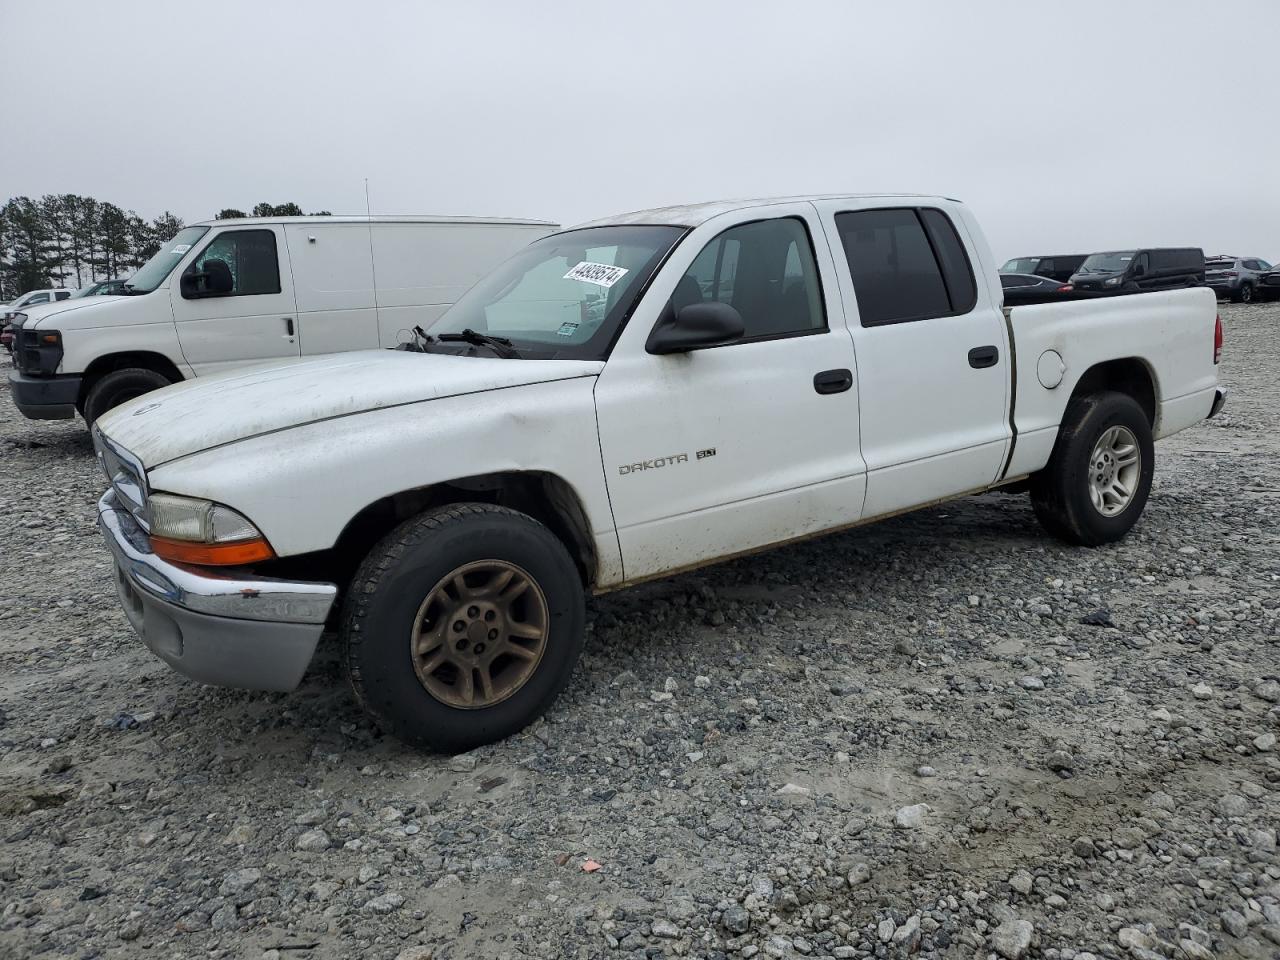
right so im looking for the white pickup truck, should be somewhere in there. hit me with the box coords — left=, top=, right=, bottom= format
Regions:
left=91, top=194, right=1225, bottom=753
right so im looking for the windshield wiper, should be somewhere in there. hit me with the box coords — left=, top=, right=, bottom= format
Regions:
left=437, top=328, right=520, bottom=359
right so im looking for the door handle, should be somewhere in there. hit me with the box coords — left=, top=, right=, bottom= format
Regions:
left=968, top=345, right=999, bottom=369
left=813, top=368, right=853, bottom=395
left=283, top=317, right=295, bottom=336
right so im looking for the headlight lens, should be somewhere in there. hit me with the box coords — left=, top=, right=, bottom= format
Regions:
left=149, top=493, right=261, bottom=542
left=147, top=493, right=274, bottom=565
left=1104, top=277, right=1122, bottom=287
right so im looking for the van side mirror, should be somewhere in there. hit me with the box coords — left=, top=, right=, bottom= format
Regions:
left=646, top=301, right=745, bottom=355
left=1131, top=262, right=1146, bottom=278
left=180, top=258, right=234, bottom=298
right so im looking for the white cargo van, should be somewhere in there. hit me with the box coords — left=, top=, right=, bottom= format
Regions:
left=7, top=215, right=557, bottom=424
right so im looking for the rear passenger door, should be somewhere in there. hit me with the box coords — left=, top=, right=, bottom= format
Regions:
left=814, top=201, right=1011, bottom=518
left=170, top=226, right=301, bottom=375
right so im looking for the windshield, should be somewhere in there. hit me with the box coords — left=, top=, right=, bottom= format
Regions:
left=126, top=226, right=210, bottom=293
left=1079, top=251, right=1135, bottom=273
left=1001, top=258, right=1040, bottom=274
left=427, top=225, right=686, bottom=360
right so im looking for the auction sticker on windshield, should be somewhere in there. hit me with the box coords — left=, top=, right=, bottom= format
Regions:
left=170, top=244, right=192, bottom=255
left=564, top=261, right=629, bottom=288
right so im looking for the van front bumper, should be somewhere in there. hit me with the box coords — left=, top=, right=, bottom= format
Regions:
left=7, top=370, right=80, bottom=420
left=98, top=490, right=338, bottom=692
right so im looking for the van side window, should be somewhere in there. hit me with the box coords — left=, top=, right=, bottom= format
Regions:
left=835, top=207, right=975, bottom=326
left=55, top=290, right=71, bottom=300
left=675, top=217, right=825, bottom=340
left=194, top=230, right=281, bottom=296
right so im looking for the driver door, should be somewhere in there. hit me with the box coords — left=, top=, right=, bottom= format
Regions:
left=593, top=205, right=866, bottom=582
left=170, top=226, right=300, bottom=375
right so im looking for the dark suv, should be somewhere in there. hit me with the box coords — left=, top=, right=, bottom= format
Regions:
left=1204, top=256, right=1273, bottom=303
left=1257, top=264, right=1280, bottom=301
left=1070, top=248, right=1204, bottom=294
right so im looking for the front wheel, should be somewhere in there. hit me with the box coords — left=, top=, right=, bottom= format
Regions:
left=82, top=367, right=172, bottom=427
left=342, top=503, right=586, bottom=753
left=1030, top=391, right=1154, bottom=546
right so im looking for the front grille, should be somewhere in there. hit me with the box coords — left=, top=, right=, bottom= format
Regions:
left=94, top=430, right=150, bottom=531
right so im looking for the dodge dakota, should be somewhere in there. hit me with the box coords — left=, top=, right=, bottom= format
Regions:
left=91, top=195, right=1226, bottom=752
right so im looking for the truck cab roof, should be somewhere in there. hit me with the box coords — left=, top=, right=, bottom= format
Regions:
left=573, top=194, right=960, bottom=229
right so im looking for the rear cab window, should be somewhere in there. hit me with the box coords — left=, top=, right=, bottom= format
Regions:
left=833, top=207, right=977, bottom=326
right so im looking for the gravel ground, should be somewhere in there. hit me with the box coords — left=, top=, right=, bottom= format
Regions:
left=1, top=303, right=1276, bottom=960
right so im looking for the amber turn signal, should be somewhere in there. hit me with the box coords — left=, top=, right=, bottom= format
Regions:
left=150, top=536, right=275, bottom=566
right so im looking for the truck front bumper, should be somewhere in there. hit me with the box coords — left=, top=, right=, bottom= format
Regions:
left=97, top=490, right=338, bottom=692
left=7, top=370, right=80, bottom=420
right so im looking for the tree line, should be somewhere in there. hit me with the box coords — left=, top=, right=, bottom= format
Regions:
left=0, top=196, right=331, bottom=300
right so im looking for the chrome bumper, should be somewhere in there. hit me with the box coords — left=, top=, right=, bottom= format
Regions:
left=97, top=490, right=337, bottom=691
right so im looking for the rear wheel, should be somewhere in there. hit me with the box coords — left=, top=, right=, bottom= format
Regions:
left=342, top=503, right=586, bottom=753
left=1239, top=283, right=1254, bottom=303
left=1031, top=391, right=1154, bottom=546
left=82, top=368, right=172, bottom=427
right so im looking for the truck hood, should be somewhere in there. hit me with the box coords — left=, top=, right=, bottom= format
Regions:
left=96, top=350, right=603, bottom=468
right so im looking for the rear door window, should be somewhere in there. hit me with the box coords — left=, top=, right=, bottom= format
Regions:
left=835, top=207, right=976, bottom=325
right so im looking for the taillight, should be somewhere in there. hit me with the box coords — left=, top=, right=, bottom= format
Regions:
left=1214, top=314, right=1223, bottom=364
left=1057, top=284, right=1072, bottom=292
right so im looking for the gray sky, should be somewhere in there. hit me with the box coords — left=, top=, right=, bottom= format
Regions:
left=2, top=0, right=1277, bottom=261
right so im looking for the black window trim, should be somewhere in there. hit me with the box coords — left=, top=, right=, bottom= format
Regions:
left=835, top=205, right=979, bottom=328
left=183, top=227, right=283, bottom=300
left=655, top=213, right=831, bottom=351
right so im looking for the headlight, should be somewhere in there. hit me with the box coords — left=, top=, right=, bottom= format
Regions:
left=147, top=493, right=274, bottom=565
left=1104, top=277, right=1122, bottom=287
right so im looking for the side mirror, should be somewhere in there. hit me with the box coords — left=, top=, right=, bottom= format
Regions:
left=646, top=301, right=745, bottom=354
left=1131, top=262, right=1146, bottom=278
left=180, top=258, right=234, bottom=298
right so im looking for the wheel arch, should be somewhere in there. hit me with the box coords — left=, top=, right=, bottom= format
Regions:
left=1064, top=356, right=1159, bottom=429
left=331, top=470, right=600, bottom=589
left=78, top=351, right=184, bottom=408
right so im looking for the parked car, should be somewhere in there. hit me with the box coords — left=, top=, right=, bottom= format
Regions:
left=2, top=287, right=74, bottom=322
left=72, top=278, right=130, bottom=298
left=999, top=255, right=1088, bottom=283
left=1000, top=272, right=1074, bottom=300
left=1256, top=264, right=1280, bottom=301
left=7, top=215, right=558, bottom=425
left=89, top=194, right=1225, bottom=752
left=1070, top=248, right=1204, bottom=293
left=1204, top=256, right=1273, bottom=303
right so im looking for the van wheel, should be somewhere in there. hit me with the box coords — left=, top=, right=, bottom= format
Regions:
left=82, top=368, right=172, bottom=427
left=1030, top=391, right=1154, bottom=547
left=342, top=503, right=585, bottom=754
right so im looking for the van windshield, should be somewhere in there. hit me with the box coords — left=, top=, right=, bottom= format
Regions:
left=125, top=226, right=210, bottom=294
left=426, top=225, right=686, bottom=360
left=1079, top=251, right=1135, bottom=274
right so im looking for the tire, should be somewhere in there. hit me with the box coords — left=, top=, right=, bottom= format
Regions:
left=82, top=367, right=172, bottom=427
left=342, top=502, right=585, bottom=753
left=1240, top=283, right=1254, bottom=303
left=1030, top=391, right=1154, bottom=547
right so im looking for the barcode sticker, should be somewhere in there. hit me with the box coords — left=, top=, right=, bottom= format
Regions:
left=564, top=261, right=628, bottom=288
